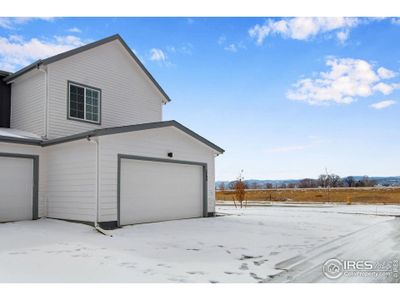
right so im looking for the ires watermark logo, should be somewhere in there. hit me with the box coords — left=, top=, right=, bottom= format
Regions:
left=323, top=258, right=399, bottom=280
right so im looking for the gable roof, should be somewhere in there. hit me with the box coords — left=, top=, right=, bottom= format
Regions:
left=3, top=34, right=171, bottom=102
left=0, top=120, right=225, bottom=154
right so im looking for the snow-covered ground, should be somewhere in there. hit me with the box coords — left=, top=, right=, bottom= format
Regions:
left=219, top=202, right=400, bottom=216
left=0, top=204, right=398, bottom=283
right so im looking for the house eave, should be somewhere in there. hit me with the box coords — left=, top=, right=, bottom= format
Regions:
left=0, top=136, right=41, bottom=146
left=0, top=121, right=225, bottom=154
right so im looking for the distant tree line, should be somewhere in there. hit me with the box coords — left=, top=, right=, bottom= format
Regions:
left=297, top=175, right=376, bottom=188
left=217, top=174, right=377, bottom=190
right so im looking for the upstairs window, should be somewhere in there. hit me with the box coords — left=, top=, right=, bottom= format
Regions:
left=68, top=82, right=101, bottom=124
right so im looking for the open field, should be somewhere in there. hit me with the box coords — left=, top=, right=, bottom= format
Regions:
left=216, top=187, right=400, bottom=204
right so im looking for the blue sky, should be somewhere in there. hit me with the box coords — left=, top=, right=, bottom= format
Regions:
left=1, top=17, right=400, bottom=180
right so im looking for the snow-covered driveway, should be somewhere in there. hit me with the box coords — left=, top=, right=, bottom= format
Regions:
left=0, top=204, right=398, bottom=283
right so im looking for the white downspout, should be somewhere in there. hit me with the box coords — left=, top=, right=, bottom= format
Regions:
left=87, top=136, right=112, bottom=236
left=38, top=65, right=49, bottom=139
left=88, top=137, right=100, bottom=226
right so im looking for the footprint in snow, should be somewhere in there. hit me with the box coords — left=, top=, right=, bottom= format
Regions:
left=209, top=280, right=219, bottom=283
left=143, top=268, right=154, bottom=274
left=253, top=259, right=268, bottom=266
left=119, top=262, right=137, bottom=269
left=8, top=251, right=27, bottom=255
left=249, top=272, right=270, bottom=283
left=187, top=271, right=205, bottom=275
left=224, top=271, right=241, bottom=275
left=239, top=263, right=249, bottom=270
left=239, top=254, right=262, bottom=260
left=72, top=253, right=90, bottom=258
left=186, top=248, right=200, bottom=251
left=168, top=278, right=188, bottom=283
left=46, top=250, right=73, bottom=254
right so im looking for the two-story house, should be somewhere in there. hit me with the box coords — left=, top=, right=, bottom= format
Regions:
left=0, top=34, right=224, bottom=228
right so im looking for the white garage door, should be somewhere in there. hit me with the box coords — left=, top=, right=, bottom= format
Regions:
left=120, top=158, right=205, bottom=225
left=0, top=156, right=34, bottom=222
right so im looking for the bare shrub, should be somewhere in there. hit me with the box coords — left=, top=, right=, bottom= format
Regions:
left=232, top=170, right=247, bottom=208
left=218, top=182, right=225, bottom=191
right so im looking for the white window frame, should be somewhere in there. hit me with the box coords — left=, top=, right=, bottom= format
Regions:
left=67, top=81, right=101, bottom=125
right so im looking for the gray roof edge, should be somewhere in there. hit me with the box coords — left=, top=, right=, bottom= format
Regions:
left=0, top=70, right=12, bottom=77
left=42, top=34, right=120, bottom=65
left=2, top=34, right=171, bottom=102
left=0, top=121, right=224, bottom=153
left=42, top=120, right=225, bottom=153
left=0, top=136, right=41, bottom=146
left=170, top=121, right=225, bottom=154
left=3, top=60, right=43, bottom=82
left=41, top=120, right=172, bottom=147
left=115, top=36, right=171, bottom=102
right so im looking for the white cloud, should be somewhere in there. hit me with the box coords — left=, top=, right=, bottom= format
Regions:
left=149, top=48, right=166, bottom=62
left=0, top=35, right=85, bottom=71
left=249, top=17, right=359, bottom=45
left=287, top=58, right=399, bottom=105
left=67, top=27, right=82, bottom=33
left=370, top=100, right=396, bottom=109
left=0, top=17, right=55, bottom=29
left=336, top=30, right=349, bottom=44
left=217, top=35, right=226, bottom=45
left=377, top=67, right=396, bottom=79
left=391, top=18, right=400, bottom=25
left=373, top=82, right=393, bottom=95
left=224, top=44, right=238, bottom=52
left=218, top=35, right=245, bottom=53
left=166, top=43, right=193, bottom=55
left=54, top=35, right=85, bottom=47
left=248, top=24, right=270, bottom=45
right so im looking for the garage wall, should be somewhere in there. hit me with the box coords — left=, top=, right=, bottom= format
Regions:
left=98, top=127, right=217, bottom=222
left=45, top=139, right=96, bottom=222
left=0, top=142, right=47, bottom=217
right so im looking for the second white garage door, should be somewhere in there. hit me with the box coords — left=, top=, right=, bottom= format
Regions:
left=119, top=157, right=205, bottom=225
left=0, top=155, right=35, bottom=222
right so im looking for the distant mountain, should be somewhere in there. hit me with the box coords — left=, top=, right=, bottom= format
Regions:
left=216, top=176, right=400, bottom=189
left=361, top=176, right=400, bottom=186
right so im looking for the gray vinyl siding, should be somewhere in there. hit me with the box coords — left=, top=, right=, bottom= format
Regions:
left=10, top=70, right=45, bottom=137
left=98, top=127, right=217, bottom=222
left=45, top=140, right=97, bottom=222
left=0, top=142, right=47, bottom=217
left=47, top=40, right=163, bottom=139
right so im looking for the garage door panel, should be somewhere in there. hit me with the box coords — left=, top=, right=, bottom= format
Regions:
left=120, top=159, right=204, bottom=225
left=0, top=157, right=33, bottom=222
